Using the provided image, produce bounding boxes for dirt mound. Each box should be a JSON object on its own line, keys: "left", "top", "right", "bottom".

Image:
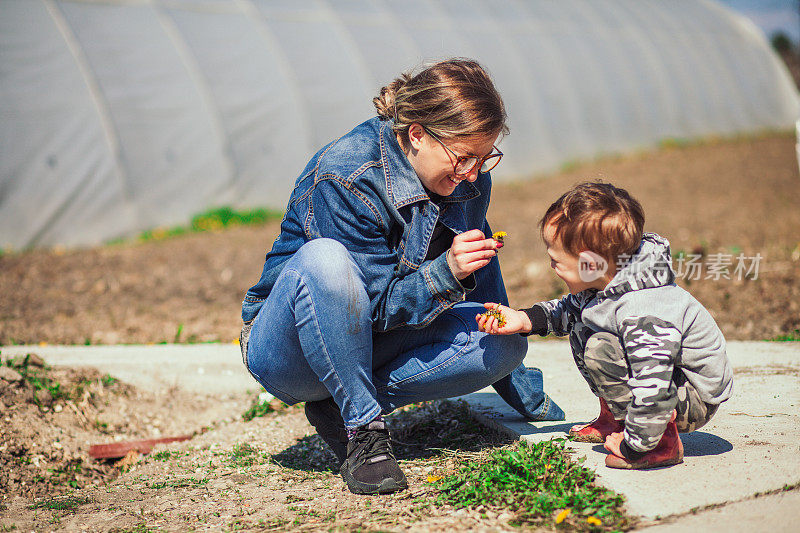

{"left": 0, "top": 352, "right": 250, "bottom": 502}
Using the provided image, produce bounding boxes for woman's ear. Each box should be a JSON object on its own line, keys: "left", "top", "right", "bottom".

{"left": 407, "top": 123, "right": 426, "bottom": 150}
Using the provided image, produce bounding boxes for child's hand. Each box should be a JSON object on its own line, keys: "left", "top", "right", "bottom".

{"left": 476, "top": 303, "right": 532, "bottom": 335}
{"left": 604, "top": 431, "right": 625, "bottom": 457}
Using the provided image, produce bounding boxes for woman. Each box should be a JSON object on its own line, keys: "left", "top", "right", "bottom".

{"left": 240, "top": 58, "right": 563, "bottom": 495}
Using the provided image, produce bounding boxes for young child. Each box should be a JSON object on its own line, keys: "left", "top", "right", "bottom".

{"left": 477, "top": 181, "right": 733, "bottom": 469}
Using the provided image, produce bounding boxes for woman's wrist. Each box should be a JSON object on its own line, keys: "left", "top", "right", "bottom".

{"left": 446, "top": 249, "right": 467, "bottom": 280}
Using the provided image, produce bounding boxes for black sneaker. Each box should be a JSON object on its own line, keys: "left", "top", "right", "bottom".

{"left": 304, "top": 397, "right": 348, "bottom": 465}
{"left": 340, "top": 420, "right": 408, "bottom": 495}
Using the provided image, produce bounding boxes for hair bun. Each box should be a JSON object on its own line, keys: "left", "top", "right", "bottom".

{"left": 373, "top": 74, "right": 411, "bottom": 119}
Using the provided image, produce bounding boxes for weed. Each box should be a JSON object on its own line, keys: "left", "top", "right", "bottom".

{"left": 101, "top": 374, "right": 118, "bottom": 387}
{"left": 242, "top": 394, "right": 293, "bottom": 421}
{"left": 29, "top": 495, "right": 91, "bottom": 512}
{"left": 770, "top": 329, "right": 800, "bottom": 341}
{"left": 174, "top": 323, "right": 183, "bottom": 344}
{"left": 257, "top": 517, "right": 290, "bottom": 529}
{"left": 151, "top": 450, "right": 170, "bottom": 461}
{"left": 2, "top": 356, "right": 66, "bottom": 404}
{"left": 45, "top": 459, "right": 86, "bottom": 488}
{"left": 226, "top": 443, "right": 259, "bottom": 468}
{"left": 435, "top": 439, "right": 631, "bottom": 530}
{"left": 146, "top": 477, "right": 209, "bottom": 489}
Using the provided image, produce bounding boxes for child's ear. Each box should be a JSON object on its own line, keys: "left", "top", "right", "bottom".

{"left": 577, "top": 250, "right": 609, "bottom": 283}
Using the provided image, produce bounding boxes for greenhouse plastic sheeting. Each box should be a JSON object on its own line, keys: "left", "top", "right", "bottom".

{"left": 1, "top": 0, "right": 798, "bottom": 248}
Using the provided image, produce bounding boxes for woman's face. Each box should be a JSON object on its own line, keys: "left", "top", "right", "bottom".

{"left": 402, "top": 124, "right": 498, "bottom": 197}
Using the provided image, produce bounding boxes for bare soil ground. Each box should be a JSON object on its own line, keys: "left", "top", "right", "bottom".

{"left": 1, "top": 133, "right": 798, "bottom": 345}
{"left": 2, "top": 354, "right": 549, "bottom": 532}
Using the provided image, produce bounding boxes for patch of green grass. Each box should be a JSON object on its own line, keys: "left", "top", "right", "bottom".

{"left": 434, "top": 439, "right": 631, "bottom": 530}
{"left": 29, "top": 495, "right": 91, "bottom": 512}
{"left": 242, "top": 392, "right": 295, "bottom": 421}
{"left": 226, "top": 443, "right": 260, "bottom": 468}
{"left": 47, "top": 460, "right": 86, "bottom": 488}
{"left": 769, "top": 329, "right": 800, "bottom": 342}
{"left": 122, "top": 206, "right": 284, "bottom": 245}
{"left": 2, "top": 355, "right": 67, "bottom": 404}
{"left": 150, "top": 450, "right": 170, "bottom": 461}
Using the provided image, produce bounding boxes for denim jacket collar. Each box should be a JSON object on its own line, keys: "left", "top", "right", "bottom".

{"left": 379, "top": 119, "right": 480, "bottom": 209}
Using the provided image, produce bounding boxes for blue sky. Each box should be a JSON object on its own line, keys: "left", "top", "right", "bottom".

{"left": 717, "top": 0, "right": 800, "bottom": 43}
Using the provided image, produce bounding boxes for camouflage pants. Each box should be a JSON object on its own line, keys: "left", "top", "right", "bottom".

{"left": 578, "top": 331, "right": 718, "bottom": 434}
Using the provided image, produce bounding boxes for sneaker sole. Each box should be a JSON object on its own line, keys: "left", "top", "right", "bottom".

{"left": 341, "top": 467, "right": 408, "bottom": 495}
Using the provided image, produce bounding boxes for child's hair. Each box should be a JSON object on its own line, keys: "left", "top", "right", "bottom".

{"left": 539, "top": 181, "right": 645, "bottom": 264}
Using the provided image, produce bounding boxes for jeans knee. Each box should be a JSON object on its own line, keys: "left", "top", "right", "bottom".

{"left": 483, "top": 332, "right": 527, "bottom": 378}
{"left": 292, "top": 238, "right": 365, "bottom": 295}
{"left": 294, "top": 238, "right": 349, "bottom": 269}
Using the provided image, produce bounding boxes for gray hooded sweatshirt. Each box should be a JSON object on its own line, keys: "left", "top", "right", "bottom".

{"left": 525, "top": 233, "right": 733, "bottom": 452}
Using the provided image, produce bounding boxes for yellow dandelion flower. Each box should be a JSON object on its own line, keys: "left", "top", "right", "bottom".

{"left": 555, "top": 509, "right": 570, "bottom": 524}
{"left": 587, "top": 516, "right": 602, "bottom": 526}
{"left": 233, "top": 338, "right": 240, "bottom": 345}
{"left": 480, "top": 308, "right": 506, "bottom": 327}
{"left": 492, "top": 231, "right": 507, "bottom": 243}
{"left": 426, "top": 475, "right": 442, "bottom": 483}
{"left": 38, "top": 341, "right": 48, "bottom": 347}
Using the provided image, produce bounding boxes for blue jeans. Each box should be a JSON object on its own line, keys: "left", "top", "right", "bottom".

{"left": 245, "top": 239, "right": 563, "bottom": 429}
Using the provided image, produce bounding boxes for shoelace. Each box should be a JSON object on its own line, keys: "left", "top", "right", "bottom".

{"left": 352, "top": 428, "right": 393, "bottom": 462}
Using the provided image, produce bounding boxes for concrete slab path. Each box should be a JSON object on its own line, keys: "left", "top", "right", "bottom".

{"left": 460, "top": 340, "right": 800, "bottom": 529}
{"left": 2, "top": 340, "right": 798, "bottom": 530}
{"left": 0, "top": 343, "right": 255, "bottom": 396}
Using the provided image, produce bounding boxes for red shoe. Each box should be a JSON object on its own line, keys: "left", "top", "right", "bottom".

{"left": 605, "top": 416, "right": 684, "bottom": 470}
{"left": 569, "top": 398, "right": 624, "bottom": 443}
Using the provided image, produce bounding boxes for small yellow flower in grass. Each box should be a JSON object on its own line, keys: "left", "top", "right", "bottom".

{"left": 587, "top": 516, "right": 602, "bottom": 526}
{"left": 426, "top": 475, "right": 442, "bottom": 483}
{"left": 545, "top": 463, "right": 552, "bottom": 469}
{"left": 555, "top": 508, "right": 570, "bottom": 524}
{"left": 38, "top": 341, "right": 48, "bottom": 347}
{"left": 233, "top": 338, "right": 240, "bottom": 345}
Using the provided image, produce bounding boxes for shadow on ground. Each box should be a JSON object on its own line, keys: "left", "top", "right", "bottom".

{"left": 681, "top": 431, "right": 733, "bottom": 457}
{"left": 270, "top": 400, "right": 515, "bottom": 473}
{"left": 587, "top": 432, "right": 733, "bottom": 460}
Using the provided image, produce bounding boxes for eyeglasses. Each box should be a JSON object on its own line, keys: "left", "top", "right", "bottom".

{"left": 423, "top": 126, "right": 503, "bottom": 176}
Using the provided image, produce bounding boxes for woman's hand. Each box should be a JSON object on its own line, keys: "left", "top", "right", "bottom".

{"left": 476, "top": 303, "right": 532, "bottom": 335}
{"left": 447, "top": 229, "right": 501, "bottom": 280}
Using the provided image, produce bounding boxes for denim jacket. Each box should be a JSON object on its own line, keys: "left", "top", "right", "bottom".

{"left": 242, "top": 116, "right": 509, "bottom": 331}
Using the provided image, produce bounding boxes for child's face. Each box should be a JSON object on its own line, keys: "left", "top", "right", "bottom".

{"left": 542, "top": 224, "right": 611, "bottom": 294}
